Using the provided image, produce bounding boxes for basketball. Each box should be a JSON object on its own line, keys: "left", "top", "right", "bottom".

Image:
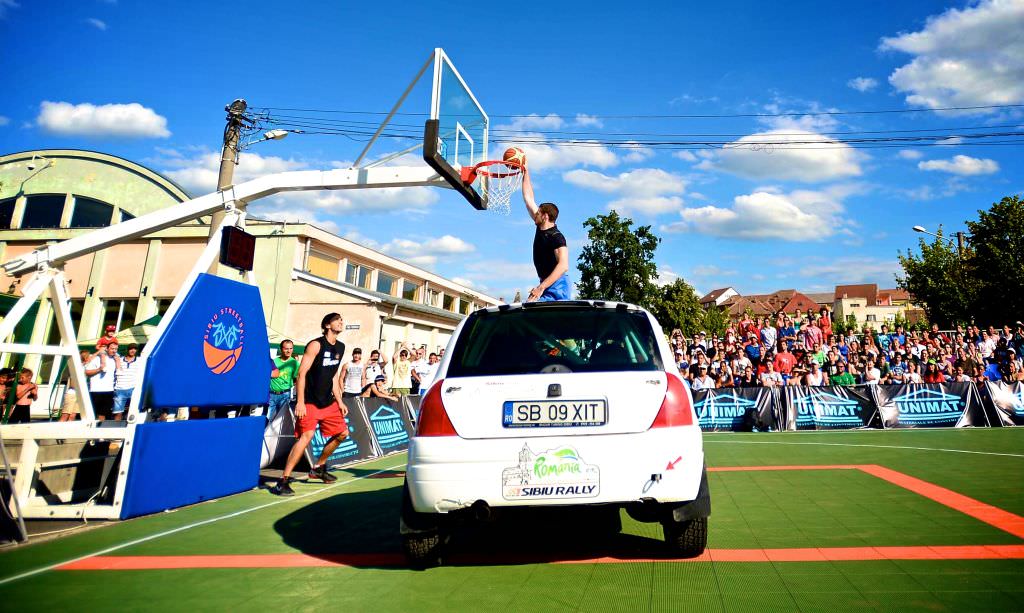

{"left": 503, "top": 146, "right": 527, "bottom": 167}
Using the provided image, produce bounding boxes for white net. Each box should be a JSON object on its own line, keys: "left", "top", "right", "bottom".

{"left": 475, "top": 161, "right": 523, "bottom": 216}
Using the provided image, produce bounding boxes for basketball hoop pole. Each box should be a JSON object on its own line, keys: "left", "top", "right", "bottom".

{"left": 0, "top": 165, "right": 445, "bottom": 278}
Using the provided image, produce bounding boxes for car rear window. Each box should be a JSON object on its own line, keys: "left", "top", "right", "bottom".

{"left": 446, "top": 306, "right": 665, "bottom": 377}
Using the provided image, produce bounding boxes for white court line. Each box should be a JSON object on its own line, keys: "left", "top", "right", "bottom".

{"left": 704, "top": 439, "right": 1024, "bottom": 458}
{"left": 0, "top": 461, "right": 407, "bottom": 587}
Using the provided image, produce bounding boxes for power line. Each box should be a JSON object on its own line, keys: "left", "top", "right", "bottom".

{"left": 251, "top": 102, "right": 1024, "bottom": 120}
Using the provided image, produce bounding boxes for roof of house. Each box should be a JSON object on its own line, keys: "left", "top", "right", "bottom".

{"left": 806, "top": 292, "right": 834, "bottom": 305}
{"left": 780, "top": 292, "right": 820, "bottom": 314}
{"left": 699, "top": 287, "right": 734, "bottom": 304}
{"left": 879, "top": 288, "right": 912, "bottom": 302}
{"left": 834, "top": 284, "right": 878, "bottom": 303}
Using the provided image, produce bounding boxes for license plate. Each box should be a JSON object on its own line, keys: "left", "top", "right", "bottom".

{"left": 502, "top": 399, "right": 607, "bottom": 428}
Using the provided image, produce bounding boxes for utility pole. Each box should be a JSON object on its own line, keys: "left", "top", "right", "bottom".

{"left": 208, "top": 99, "right": 248, "bottom": 273}
{"left": 956, "top": 231, "right": 965, "bottom": 258}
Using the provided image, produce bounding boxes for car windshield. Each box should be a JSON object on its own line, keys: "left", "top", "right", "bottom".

{"left": 446, "top": 306, "right": 664, "bottom": 377}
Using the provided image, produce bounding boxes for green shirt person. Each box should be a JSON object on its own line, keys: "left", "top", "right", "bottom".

{"left": 268, "top": 340, "right": 300, "bottom": 420}
{"left": 830, "top": 363, "right": 856, "bottom": 386}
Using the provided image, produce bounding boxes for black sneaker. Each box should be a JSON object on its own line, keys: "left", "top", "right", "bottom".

{"left": 271, "top": 478, "right": 295, "bottom": 496}
{"left": 308, "top": 464, "right": 338, "bottom": 483}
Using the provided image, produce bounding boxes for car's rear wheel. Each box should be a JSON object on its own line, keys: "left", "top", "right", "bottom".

{"left": 400, "top": 480, "right": 445, "bottom": 567}
{"left": 662, "top": 516, "right": 707, "bottom": 558}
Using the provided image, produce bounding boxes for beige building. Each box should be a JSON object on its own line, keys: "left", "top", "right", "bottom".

{"left": 0, "top": 149, "right": 499, "bottom": 410}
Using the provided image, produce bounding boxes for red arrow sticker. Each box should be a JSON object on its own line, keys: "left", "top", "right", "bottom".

{"left": 666, "top": 456, "right": 682, "bottom": 470}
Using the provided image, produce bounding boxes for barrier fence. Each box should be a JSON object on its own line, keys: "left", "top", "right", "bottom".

{"left": 260, "top": 382, "right": 1024, "bottom": 470}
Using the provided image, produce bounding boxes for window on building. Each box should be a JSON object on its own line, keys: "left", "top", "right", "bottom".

{"left": 866, "top": 314, "right": 877, "bottom": 322}
{"left": 443, "top": 294, "right": 455, "bottom": 312}
{"left": 120, "top": 210, "right": 135, "bottom": 222}
{"left": 346, "top": 263, "right": 371, "bottom": 288}
{"left": 69, "top": 196, "right": 115, "bottom": 228}
{"left": 402, "top": 280, "right": 420, "bottom": 302}
{"left": 101, "top": 299, "right": 139, "bottom": 334}
{"left": 307, "top": 250, "right": 340, "bottom": 280}
{"left": 21, "top": 194, "right": 66, "bottom": 229}
{"left": 459, "top": 298, "right": 472, "bottom": 315}
{"left": 0, "top": 197, "right": 15, "bottom": 229}
{"left": 426, "top": 288, "right": 440, "bottom": 307}
{"left": 377, "top": 272, "right": 396, "bottom": 295}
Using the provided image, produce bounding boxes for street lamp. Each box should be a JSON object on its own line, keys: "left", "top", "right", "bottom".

{"left": 241, "top": 129, "right": 295, "bottom": 149}
{"left": 912, "top": 225, "right": 965, "bottom": 257}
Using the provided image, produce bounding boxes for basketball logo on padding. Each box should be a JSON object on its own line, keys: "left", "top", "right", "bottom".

{"left": 203, "top": 307, "right": 245, "bottom": 375}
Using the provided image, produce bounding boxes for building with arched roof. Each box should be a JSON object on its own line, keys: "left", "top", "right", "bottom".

{"left": 0, "top": 150, "right": 498, "bottom": 415}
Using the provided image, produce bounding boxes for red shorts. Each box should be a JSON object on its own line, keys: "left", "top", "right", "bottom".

{"left": 296, "top": 401, "right": 349, "bottom": 438}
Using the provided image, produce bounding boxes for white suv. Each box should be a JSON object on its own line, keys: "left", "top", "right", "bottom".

{"left": 401, "top": 301, "right": 709, "bottom": 565}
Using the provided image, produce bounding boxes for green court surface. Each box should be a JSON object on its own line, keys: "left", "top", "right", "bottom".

{"left": 1, "top": 428, "right": 1023, "bottom": 612}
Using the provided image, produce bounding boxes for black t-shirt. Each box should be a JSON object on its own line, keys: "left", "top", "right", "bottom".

{"left": 304, "top": 335, "right": 345, "bottom": 408}
{"left": 533, "top": 225, "right": 567, "bottom": 280}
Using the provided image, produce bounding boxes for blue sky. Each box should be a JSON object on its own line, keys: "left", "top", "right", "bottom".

{"left": 2, "top": 0, "right": 1022, "bottom": 301}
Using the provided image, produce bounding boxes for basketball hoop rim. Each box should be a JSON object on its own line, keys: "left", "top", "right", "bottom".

{"left": 460, "top": 159, "right": 523, "bottom": 184}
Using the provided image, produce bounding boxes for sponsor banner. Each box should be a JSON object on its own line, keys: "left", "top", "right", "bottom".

{"left": 984, "top": 381, "right": 1024, "bottom": 426}
{"left": 400, "top": 395, "right": 422, "bottom": 426}
{"left": 304, "top": 399, "right": 378, "bottom": 469}
{"left": 783, "top": 385, "right": 877, "bottom": 431}
{"left": 692, "top": 387, "right": 778, "bottom": 432}
{"left": 870, "top": 383, "right": 988, "bottom": 428}
{"left": 363, "top": 397, "right": 415, "bottom": 454}
{"left": 502, "top": 444, "right": 600, "bottom": 500}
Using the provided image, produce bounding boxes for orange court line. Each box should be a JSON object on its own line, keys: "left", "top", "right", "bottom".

{"left": 57, "top": 464, "right": 1024, "bottom": 572}
{"left": 58, "top": 545, "right": 1024, "bottom": 570}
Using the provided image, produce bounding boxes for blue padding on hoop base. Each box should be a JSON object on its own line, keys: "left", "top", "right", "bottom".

{"left": 120, "top": 417, "right": 264, "bottom": 519}
{"left": 144, "top": 273, "right": 270, "bottom": 408}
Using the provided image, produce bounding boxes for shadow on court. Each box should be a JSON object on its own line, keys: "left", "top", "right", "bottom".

{"left": 273, "top": 483, "right": 672, "bottom": 568}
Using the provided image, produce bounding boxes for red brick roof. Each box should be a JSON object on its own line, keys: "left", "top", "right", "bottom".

{"left": 834, "top": 284, "right": 877, "bottom": 303}
{"left": 699, "top": 287, "right": 734, "bottom": 304}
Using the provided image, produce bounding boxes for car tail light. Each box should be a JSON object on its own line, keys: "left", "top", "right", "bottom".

{"left": 650, "top": 373, "right": 694, "bottom": 428}
{"left": 415, "top": 379, "right": 458, "bottom": 437}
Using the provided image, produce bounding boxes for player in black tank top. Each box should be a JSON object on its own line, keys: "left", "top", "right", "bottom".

{"left": 305, "top": 334, "right": 345, "bottom": 408}
{"left": 272, "top": 313, "right": 350, "bottom": 496}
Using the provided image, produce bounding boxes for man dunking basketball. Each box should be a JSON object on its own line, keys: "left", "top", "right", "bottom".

{"left": 271, "top": 312, "right": 349, "bottom": 496}
{"left": 521, "top": 161, "right": 569, "bottom": 302}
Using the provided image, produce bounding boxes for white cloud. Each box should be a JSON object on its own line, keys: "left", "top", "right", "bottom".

{"left": 450, "top": 276, "right": 475, "bottom": 288}
{"left": 37, "top": 101, "right": 169, "bottom": 138}
{"left": 673, "top": 151, "right": 698, "bottom": 162}
{"left": 0, "top": 0, "right": 18, "bottom": 18}
{"left": 574, "top": 114, "right": 603, "bottom": 128}
{"left": 847, "top": 77, "right": 879, "bottom": 92}
{"left": 502, "top": 113, "right": 564, "bottom": 131}
{"left": 376, "top": 234, "right": 476, "bottom": 268}
{"left": 898, "top": 149, "right": 924, "bottom": 160}
{"left": 661, "top": 185, "right": 857, "bottom": 241}
{"left": 0, "top": 115, "right": 9, "bottom": 127}
{"left": 918, "top": 154, "right": 999, "bottom": 175}
{"left": 86, "top": 17, "right": 107, "bottom": 30}
{"left": 563, "top": 168, "right": 687, "bottom": 216}
{"left": 655, "top": 264, "right": 680, "bottom": 287}
{"left": 160, "top": 148, "right": 439, "bottom": 215}
{"left": 691, "top": 264, "right": 738, "bottom": 277}
{"left": 799, "top": 257, "right": 900, "bottom": 285}
{"left": 697, "top": 129, "right": 862, "bottom": 182}
{"left": 880, "top": 0, "right": 1024, "bottom": 111}
{"left": 621, "top": 141, "right": 655, "bottom": 163}
{"left": 513, "top": 134, "right": 618, "bottom": 170}
{"left": 758, "top": 100, "right": 842, "bottom": 133}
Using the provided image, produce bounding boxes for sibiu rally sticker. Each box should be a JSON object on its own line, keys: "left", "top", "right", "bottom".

{"left": 501, "top": 444, "right": 600, "bottom": 500}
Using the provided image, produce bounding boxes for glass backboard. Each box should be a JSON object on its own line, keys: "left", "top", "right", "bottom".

{"left": 423, "top": 49, "right": 489, "bottom": 210}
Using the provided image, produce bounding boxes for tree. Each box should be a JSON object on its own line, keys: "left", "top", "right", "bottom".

{"left": 701, "top": 303, "right": 730, "bottom": 338}
{"left": 897, "top": 227, "right": 975, "bottom": 327}
{"left": 651, "top": 278, "right": 703, "bottom": 335}
{"left": 577, "top": 210, "right": 661, "bottom": 308}
{"left": 966, "top": 195, "right": 1024, "bottom": 324}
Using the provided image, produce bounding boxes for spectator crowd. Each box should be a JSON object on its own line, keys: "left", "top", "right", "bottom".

{"left": 671, "top": 309, "right": 1024, "bottom": 391}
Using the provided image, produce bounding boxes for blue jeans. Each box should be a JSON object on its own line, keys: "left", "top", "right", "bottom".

{"left": 112, "top": 389, "right": 133, "bottom": 415}
{"left": 538, "top": 275, "right": 570, "bottom": 302}
{"left": 267, "top": 391, "right": 292, "bottom": 422}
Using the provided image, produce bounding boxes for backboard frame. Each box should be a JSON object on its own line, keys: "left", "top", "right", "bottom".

{"left": 422, "top": 48, "right": 489, "bottom": 211}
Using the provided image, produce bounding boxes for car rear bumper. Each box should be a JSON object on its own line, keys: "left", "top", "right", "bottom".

{"left": 406, "top": 425, "right": 704, "bottom": 514}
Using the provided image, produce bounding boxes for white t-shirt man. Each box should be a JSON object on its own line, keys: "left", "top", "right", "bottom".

{"left": 86, "top": 353, "right": 116, "bottom": 392}
{"left": 691, "top": 375, "right": 716, "bottom": 391}
{"left": 416, "top": 360, "right": 439, "bottom": 392}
